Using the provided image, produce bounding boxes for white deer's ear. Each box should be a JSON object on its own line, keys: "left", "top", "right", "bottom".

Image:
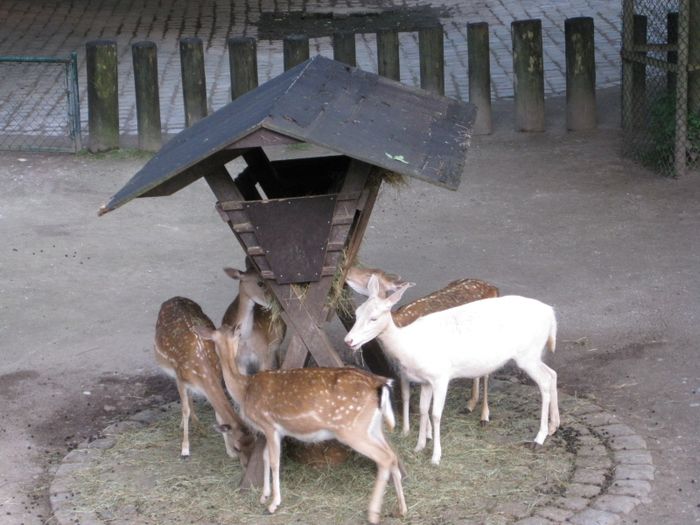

{"left": 386, "top": 282, "right": 411, "bottom": 306}
{"left": 367, "top": 273, "right": 381, "bottom": 297}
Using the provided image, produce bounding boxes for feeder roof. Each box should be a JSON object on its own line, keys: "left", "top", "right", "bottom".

{"left": 99, "top": 55, "right": 475, "bottom": 215}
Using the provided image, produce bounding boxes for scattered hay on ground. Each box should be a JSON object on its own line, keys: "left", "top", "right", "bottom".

{"left": 67, "top": 380, "right": 574, "bottom": 524}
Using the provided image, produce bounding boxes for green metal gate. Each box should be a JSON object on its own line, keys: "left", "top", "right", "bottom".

{"left": 0, "top": 52, "right": 81, "bottom": 153}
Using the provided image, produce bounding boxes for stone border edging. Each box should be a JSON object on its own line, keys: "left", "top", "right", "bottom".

{"left": 49, "top": 386, "right": 654, "bottom": 525}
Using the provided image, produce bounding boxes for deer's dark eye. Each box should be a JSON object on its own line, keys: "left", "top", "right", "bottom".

{"left": 257, "top": 281, "right": 264, "bottom": 287}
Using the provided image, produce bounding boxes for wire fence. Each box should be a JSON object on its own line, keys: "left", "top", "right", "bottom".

{"left": 621, "top": 0, "right": 700, "bottom": 176}
{"left": 0, "top": 54, "right": 81, "bottom": 153}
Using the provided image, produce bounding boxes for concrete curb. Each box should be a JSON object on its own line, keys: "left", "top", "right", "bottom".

{"left": 49, "top": 383, "right": 653, "bottom": 525}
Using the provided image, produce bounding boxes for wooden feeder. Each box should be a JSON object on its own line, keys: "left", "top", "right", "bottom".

{"left": 99, "top": 55, "right": 475, "bottom": 486}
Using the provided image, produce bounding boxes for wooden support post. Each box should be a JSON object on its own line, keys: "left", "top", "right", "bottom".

{"left": 179, "top": 37, "right": 207, "bottom": 127}
{"left": 419, "top": 25, "right": 445, "bottom": 95}
{"left": 132, "top": 41, "right": 162, "bottom": 151}
{"left": 377, "top": 29, "right": 400, "bottom": 81}
{"left": 333, "top": 31, "right": 357, "bottom": 67}
{"left": 283, "top": 34, "right": 309, "bottom": 70}
{"left": 228, "top": 36, "right": 258, "bottom": 100}
{"left": 511, "top": 19, "right": 545, "bottom": 131}
{"left": 689, "top": 0, "right": 700, "bottom": 115}
{"left": 632, "top": 15, "right": 647, "bottom": 118}
{"left": 667, "top": 12, "right": 678, "bottom": 92}
{"left": 86, "top": 40, "right": 119, "bottom": 152}
{"left": 565, "top": 17, "right": 596, "bottom": 131}
{"left": 467, "top": 22, "right": 492, "bottom": 135}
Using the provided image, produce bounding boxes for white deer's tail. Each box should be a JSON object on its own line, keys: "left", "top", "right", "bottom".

{"left": 547, "top": 310, "right": 558, "bottom": 353}
{"left": 380, "top": 381, "right": 396, "bottom": 431}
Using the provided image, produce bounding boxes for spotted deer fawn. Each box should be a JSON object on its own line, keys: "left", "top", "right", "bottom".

{"left": 345, "top": 275, "right": 560, "bottom": 465}
{"left": 154, "top": 297, "right": 252, "bottom": 464}
{"left": 221, "top": 267, "right": 286, "bottom": 374}
{"left": 345, "top": 266, "right": 498, "bottom": 434}
{"left": 195, "top": 323, "right": 407, "bottom": 524}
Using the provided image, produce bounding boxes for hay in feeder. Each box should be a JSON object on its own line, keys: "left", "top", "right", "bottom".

{"left": 66, "top": 380, "right": 575, "bottom": 524}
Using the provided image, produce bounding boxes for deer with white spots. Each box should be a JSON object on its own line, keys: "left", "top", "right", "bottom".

{"left": 221, "top": 267, "right": 286, "bottom": 374}
{"left": 345, "top": 275, "right": 560, "bottom": 465}
{"left": 345, "top": 266, "right": 498, "bottom": 434}
{"left": 195, "top": 323, "right": 407, "bottom": 524}
{"left": 154, "top": 296, "right": 252, "bottom": 464}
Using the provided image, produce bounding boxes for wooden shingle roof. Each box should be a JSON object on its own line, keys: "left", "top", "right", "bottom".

{"left": 100, "top": 55, "right": 475, "bottom": 215}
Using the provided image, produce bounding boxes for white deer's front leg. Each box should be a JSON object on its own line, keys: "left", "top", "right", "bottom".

{"left": 429, "top": 381, "right": 448, "bottom": 465}
{"left": 415, "top": 383, "right": 432, "bottom": 452}
{"left": 400, "top": 372, "right": 410, "bottom": 436}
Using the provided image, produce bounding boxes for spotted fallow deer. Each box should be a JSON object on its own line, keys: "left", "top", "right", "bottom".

{"left": 154, "top": 297, "right": 252, "bottom": 464}
{"left": 221, "top": 267, "right": 286, "bottom": 374}
{"left": 345, "top": 275, "right": 560, "bottom": 465}
{"left": 345, "top": 266, "right": 498, "bottom": 434}
{"left": 195, "top": 323, "right": 407, "bottom": 524}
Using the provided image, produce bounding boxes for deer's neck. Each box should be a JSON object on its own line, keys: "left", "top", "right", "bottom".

{"left": 219, "top": 350, "right": 250, "bottom": 405}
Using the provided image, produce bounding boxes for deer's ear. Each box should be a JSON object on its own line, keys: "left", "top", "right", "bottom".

{"left": 386, "top": 282, "right": 411, "bottom": 307}
{"left": 194, "top": 325, "right": 214, "bottom": 340}
{"left": 224, "top": 267, "right": 243, "bottom": 280}
{"left": 367, "top": 273, "right": 381, "bottom": 297}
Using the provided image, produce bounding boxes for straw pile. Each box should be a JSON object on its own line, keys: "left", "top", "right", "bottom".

{"left": 68, "top": 379, "right": 575, "bottom": 524}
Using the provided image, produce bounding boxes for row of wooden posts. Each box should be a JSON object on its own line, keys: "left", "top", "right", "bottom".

{"left": 86, "top": 17, "right": 598, "bottom": 153}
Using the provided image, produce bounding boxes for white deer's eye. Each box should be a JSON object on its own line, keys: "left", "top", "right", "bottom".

{"left": 369, "top": 317, "right": 378, "bottom": 323}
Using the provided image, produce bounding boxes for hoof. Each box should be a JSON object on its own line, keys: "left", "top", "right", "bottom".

{"left": 266, "top": 503, "right": 278, "bottom": 515}
{"left": 479, "top": 419, "right": 489, "bottom": 428}
{"left": 367, "top": 511, "right": 380, "bottom": 524}
{"left": 524, "top": 441, "right": 543, "bottom": 450}
{"left": 180, "top": 454, "right": 191, "bottom": 461}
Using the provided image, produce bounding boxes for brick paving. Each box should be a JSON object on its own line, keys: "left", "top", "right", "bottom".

{"left": 0, "top": 0, "right": 621, "bottom": 138}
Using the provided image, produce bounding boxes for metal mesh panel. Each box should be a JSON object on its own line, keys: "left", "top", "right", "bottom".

{"left": 0, "top": 55, "right": 81, "bottom": 153}
{"left": 621, "top": 0, "right": 699, "bottom": 176}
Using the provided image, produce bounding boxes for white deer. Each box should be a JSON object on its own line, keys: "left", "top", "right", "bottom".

{"left": 154, "top": 296, "right": 253, "bottom": 464}
{"left": 345, "top": 266, "right": 497, "bottom": 434}
{"left": 221, "top": 267, "right": 286, "bottom": 374}
{"left": 195, "top": 323, "right": 408, "bottom": 524}
{"left": 344, "top": 275, "right": 560, "bottom": 465}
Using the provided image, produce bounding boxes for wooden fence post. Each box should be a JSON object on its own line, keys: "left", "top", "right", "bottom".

{"left": 86, "top": 40, "right": 119, "bottom": 152}
{"left": 467, "top": 22, "right": 492, "bottom": 134}
{"left": 565, "top": 17, "right": 596, "bottom": 130}
{"left": 377, "top": 29, "right": 400, "bottom": 81}
{"left": 132, "top": 41, "right": 162, "bottom": 151}
{"left": 688, "top": 0, "right": 700, "bottom": 115}
{"left": 179, "top": 37, "right": 207, "bottom": 127}
{"left": 228, "top": 36, "right": 258, "bottom": 100}
{"left": 632, "top": 15, "right": 647, "bottom": 117}
{"left": 511, "top": 19, "right": 545, "bottom": 131}
{"left": 667, "top": 12, "right": 678, "bottom": 92}
{"left": 284, "top": 34, "right": 309, "bottom": 70}
{"left": 419, "top": 25, "right": 445, "bottom": 95}
{"left": 333, "top": 31, "right": 356, "bottom": 67}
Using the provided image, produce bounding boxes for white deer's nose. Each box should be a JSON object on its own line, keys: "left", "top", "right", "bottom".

{"left": 344, "top": 335, "right": 356, "bottom": 349}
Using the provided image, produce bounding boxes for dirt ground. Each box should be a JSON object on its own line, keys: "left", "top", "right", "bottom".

{"left": 1, "top": 89, "right": 699, "bottom": 525}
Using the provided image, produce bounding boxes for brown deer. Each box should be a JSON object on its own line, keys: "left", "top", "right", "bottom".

{"left": 154, "top": 296, "right": 252, "bottom": 464}
{"left": 195, "top": 323, "right": 407, "bottom": 524}
{"left": 221, "top": 267, "right": 286, "bottom": 374}
{"left": 345, "top": 266, "right": 499, "bottom": 434}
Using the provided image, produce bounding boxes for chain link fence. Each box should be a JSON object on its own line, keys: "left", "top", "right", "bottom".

{"left": 0, "top": 54, "right": 81, "bottom": 153}
{"left": 621, "top": 0, "right": 700, "bottom": 176}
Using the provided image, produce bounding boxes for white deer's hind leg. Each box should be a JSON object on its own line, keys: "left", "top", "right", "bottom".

{"left": 429, "top": 381, "right": 448, "bottom": 465}
{"left": 545, "top": 365, "right": 560, "bottom": 434}
{"left": 517, "top": 360, "right": 553, "bottom": 445}
{"left": 415, "top": 383, "right": 432, "bottom": 452}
